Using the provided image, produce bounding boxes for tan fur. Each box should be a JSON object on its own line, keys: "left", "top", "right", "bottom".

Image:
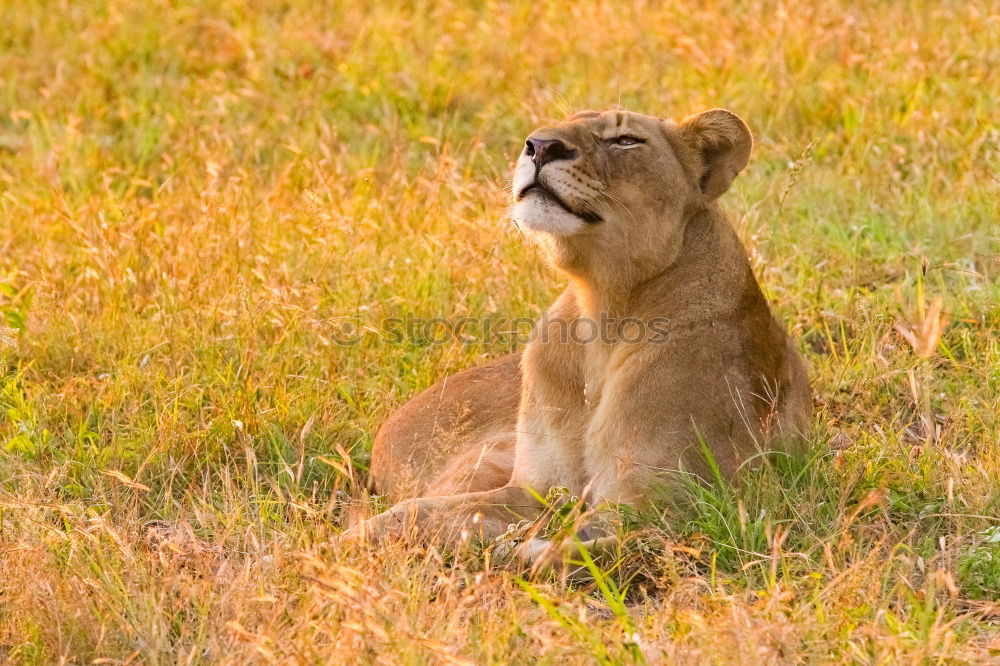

{"left": 359, "top": 108, "right": 811, "bottom": 548}
{"left": 369, "top": 353, "right": 520, "bottom": 504}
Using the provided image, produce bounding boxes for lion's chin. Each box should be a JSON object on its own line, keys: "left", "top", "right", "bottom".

{"left": 512, "top": 195, "right": 587, "bottom": 237}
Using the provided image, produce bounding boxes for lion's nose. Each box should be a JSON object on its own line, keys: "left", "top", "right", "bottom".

{"left": 525, "top": 137, "right": 576, "bottom": 168}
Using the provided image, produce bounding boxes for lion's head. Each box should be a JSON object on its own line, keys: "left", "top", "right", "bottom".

{"left": 511, "top": 108, "right": 752, "bottom": 285}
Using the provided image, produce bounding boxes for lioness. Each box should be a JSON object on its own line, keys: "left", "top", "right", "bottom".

{"left": 361, "top": 108, "right": 811, "bottom": 549}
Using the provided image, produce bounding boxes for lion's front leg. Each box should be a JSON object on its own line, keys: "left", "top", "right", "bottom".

{"left": 356, "top": 485, "right": 543, "bottom": 546}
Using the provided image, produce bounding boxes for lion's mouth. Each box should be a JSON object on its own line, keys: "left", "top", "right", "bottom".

{"left": 517, "top": 182, "right": 602, "bottom": 224}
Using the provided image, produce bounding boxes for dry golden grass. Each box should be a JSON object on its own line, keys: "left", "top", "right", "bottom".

{"left": 1, "top": 0, "right": 999, "bottom": 662}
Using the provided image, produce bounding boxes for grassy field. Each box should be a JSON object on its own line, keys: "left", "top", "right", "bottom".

{"left": 1, "top": 0, "right": 999, "bottom": 662}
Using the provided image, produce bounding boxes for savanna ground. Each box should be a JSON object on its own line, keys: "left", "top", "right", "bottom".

{"left": 1, "top": 0, "right": 999, "bottom": 663}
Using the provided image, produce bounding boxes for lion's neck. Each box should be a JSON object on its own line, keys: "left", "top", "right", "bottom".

{"left": 567, "top": 205, "right": 745, "bottom": 322}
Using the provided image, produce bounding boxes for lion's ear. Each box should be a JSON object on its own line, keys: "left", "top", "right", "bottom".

{"left": 679, "top": 109, "right": 752, "bottom": 199}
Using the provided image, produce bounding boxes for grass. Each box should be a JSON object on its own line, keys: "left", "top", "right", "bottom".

{"left": 1, "top": 0, "right": 999, "bottom": 662}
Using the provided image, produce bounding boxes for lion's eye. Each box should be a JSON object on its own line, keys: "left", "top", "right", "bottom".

{"left": 609, "top": 135, "right": 643, "bottom": 146}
